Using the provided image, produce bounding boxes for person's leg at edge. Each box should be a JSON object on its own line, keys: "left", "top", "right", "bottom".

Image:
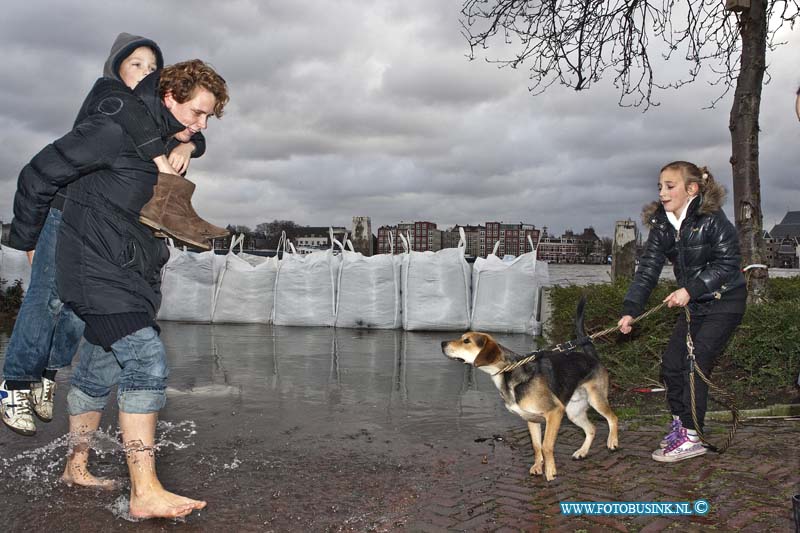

{"left": 3, "top": 209, "right": 64, "bottom": 385}
{"left": 112, "top": 328, "right": 205, "bottom": 519}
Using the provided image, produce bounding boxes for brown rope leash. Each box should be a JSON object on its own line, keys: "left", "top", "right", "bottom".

{"left": 495, "top": 301, "right": 668, "bottom": 375}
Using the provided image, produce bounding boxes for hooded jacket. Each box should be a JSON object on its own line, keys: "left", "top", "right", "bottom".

{"left": 622, "top": 188, "right": 746, "bottom": 318}
{"left": 9, "top": 71, "right": 186, "bottom": 348}
{"left": 73, "top": 33, "right": 206, "bottom": 162}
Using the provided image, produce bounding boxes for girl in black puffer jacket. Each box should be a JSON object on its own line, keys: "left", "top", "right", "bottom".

{"left": 618, "top": 161, "right": 746, "bottom": 464}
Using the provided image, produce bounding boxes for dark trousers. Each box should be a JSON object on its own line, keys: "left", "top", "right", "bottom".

{"left": 662, "top": 312, "right": 743, "bottom": 431}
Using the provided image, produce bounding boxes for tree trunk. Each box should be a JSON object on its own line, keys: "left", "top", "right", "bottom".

{"left": 729, "top": 0, "right": 768, "bottom": 303}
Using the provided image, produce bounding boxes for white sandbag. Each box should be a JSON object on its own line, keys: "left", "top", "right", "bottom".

{"left": 158, "top": 243, "right": 218, "bottom": 322}
{"left": 401, "top": 228, "right": 471, "bottom": 331}
{"left": 470, "top": 236, "right": 549, "bottom": 335}
{"left": 273, "top": 229, "right": 343, "bottom": 327}
{"left": 0, "top": 245, "right": 32, "bottom": 292}
{"left": 335, "top": 237, "right": 401, "bottom": 329}
{"left": 212, "top": 234, "right": 280, "bottom": 324}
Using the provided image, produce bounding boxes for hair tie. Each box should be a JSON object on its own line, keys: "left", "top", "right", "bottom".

{"left": 701, "top": 172, "right": 709, "bottom": 182}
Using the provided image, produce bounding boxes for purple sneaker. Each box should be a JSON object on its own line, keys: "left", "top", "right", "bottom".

{"left": 659, "top": 418, "right": 683, "bottom": 449}
{"left": 652, "top": 428, "right": 706, "bottom": 462}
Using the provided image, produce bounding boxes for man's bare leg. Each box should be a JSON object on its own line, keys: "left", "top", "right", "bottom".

{"left": 61, "top": 410, "right": 117, "bottom": 489}
{"left": 120, "top": 411, "right": 206, "bottom": 519}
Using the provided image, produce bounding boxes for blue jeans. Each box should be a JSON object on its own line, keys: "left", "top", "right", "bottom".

{"left": 3, "top": 208, "right": 85, "bottom": 382}
{"left": 67, "top": 327, "right": 169, "bottom": 415}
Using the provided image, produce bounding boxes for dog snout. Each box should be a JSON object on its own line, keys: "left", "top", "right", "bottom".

{"left": 441, "top": 341, "right": 448, "bottom": 349}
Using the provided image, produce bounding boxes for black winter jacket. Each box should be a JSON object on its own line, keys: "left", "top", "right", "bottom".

{"left": 9, "top": 72, "right": 185, "bottom": 340}
{"left": 622, "top": 193, "right": 746, "bottom": 318}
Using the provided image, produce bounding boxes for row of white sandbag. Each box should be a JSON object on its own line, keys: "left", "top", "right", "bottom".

{"left": 158, "top": 229, "right": 548, "bottom": 334}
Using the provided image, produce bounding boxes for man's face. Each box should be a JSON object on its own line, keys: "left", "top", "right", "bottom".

{"left": 164, "top": 88, "right": 217, "bottom": 142}
{"left": 119, "top": 46, "right": 158, "bottom": 89}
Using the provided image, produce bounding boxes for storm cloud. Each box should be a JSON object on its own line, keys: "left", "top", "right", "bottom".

{"left": 0, "top": 0, "right": 797, "bottom": 239}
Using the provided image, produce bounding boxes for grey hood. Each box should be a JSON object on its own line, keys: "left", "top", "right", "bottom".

{"left": 102, "top": 32, "right": 164, "bottom": 81}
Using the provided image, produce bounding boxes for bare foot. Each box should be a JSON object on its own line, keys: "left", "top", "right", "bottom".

{"left": 61, "top": 462, "right": 117, "bottom": 490}
{"left": 130, "top": 487, "right": 207, "bottom": 519}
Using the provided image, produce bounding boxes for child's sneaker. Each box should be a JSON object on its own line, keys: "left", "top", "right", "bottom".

{"left": 30, "top": 377, "right": 56, "bottom": 422}
{"left": 652, "top": 428, "right": 706, "bottom": 462}
{"left": 659, "top": 418, "right": 683, "bottom": 449}
{"left": 0, "top": 381, "right": 36, "bottom": 436}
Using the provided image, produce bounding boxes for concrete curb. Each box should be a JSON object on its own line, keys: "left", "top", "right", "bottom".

{"left": 705, "top": 403, "right": 800, "bottom": 421}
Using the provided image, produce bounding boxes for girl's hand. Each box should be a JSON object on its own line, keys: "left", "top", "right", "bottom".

{"left": 168, "top": 142, "right": 195, "bottom": 174}
{"left": 618, "top": 315, "right": 634, "bottom": 334}
{"left": 664, "top": 288, "right": 691, "bottom": 308}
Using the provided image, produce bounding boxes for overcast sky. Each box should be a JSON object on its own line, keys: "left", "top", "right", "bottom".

{"left": 0, "top": 1, "right": 797, "bottom": 239}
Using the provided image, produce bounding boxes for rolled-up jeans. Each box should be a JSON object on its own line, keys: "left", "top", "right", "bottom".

{"left": 67, "top": 327, "right": 169, "bottom": 415}
{"left": 3, "top": 208, "right": 84, "bottom": 382}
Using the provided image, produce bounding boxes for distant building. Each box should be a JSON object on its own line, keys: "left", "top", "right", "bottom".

{"left": 290, "top": 226, "right": 348, "bottom": 253}
{"left": 351, "top": 216, "right": 373, "bottom": 256}
{"left": 767, "top": 211, "right": 800, "bottom": 268}
{"left": 1, "top": 222, "right": 10, "bottom": 245}
{"left": 483, "top": 222, "right": 540, "bottom": 258}
{"left": 442, "top": 225, "right": 484, "bottom": 257}
{"left": 377, "top": 221, "right": 440, "bottom": 253}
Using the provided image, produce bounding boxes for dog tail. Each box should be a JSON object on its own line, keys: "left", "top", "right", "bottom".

{"left": 574, "top": 295, "right": 598, "bottom": 358}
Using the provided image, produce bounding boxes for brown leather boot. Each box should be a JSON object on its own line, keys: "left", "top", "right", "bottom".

{"left": 139, "top": 172, "right": 229, "bottom": 250}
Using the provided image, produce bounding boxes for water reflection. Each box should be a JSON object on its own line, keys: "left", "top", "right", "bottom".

{"left": 153, "top": 323, "right": 543, "bottom": 439}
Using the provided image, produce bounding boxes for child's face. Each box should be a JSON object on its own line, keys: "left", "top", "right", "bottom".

{"left": 658, "top": 169, "right": 697, "bottom": 215}
{"left": 119, "top": 46, "right": 158, "bottom": 89}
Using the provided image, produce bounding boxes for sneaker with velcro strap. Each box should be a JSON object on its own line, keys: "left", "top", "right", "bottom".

{"left": 1, "top": 381, "right": 36, "bottom": 436}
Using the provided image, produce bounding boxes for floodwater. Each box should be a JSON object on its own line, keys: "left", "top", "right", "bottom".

{"left": 0, "top": 264, "right": 796, "bottom": 530}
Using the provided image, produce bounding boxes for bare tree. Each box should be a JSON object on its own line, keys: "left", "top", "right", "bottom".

{"left": 256, "top": 219, "right": 299, "bottom": 249}
{"left": 461, "top": 0, "right": 799, "bottom": 302}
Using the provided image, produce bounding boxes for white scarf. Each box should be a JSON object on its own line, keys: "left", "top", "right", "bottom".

{"left": 666, "top": 195, "right": 698, "bottom": 232}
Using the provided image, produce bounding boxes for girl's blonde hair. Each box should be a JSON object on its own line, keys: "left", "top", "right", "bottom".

{"left": 660, "top": 160, "right": 726, "bottom": 201}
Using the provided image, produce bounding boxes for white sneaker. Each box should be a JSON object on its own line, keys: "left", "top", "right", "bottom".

{"left": 652, "top": 428, "right": 706, "bottom": 463}
{"left": 0, "top": 381, "right": 36, "bottom": 436}
{"left": 30, "top": 377, "right": 56, "bottom": 422}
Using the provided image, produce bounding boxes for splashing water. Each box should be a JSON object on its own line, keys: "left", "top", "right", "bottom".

{"left": 0, "top": 420, "right": 199, "bottom": 501}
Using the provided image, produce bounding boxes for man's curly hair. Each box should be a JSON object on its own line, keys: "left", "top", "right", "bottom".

{"left": 160, "top": 59, "right": 229, "bottom": 118}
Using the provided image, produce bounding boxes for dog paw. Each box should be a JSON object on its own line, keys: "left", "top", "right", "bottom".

{"left": 545, "top": 467, "right": 557, "bottom": 482}
{"left": 529, "top": 463, "right": 543, "bottom": 476}
{"left": 572, "top": 449, "right": 588, "bottom": 460}
{"left": 607, "top": 437, "right": 619, "bottom": 450}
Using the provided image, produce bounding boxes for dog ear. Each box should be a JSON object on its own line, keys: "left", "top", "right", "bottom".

{"left": 474, "top": 336, "right": 501, "bottom": 367}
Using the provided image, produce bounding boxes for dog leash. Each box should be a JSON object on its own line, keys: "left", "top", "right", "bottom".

{"left": 495, "top": 301, "right": 669, "bottom": 375}
{"left": 684, "top": 307, "right": 740, "bottom": 453}
{"left": 494, "top": 302, "right": 740, "bottom": 453}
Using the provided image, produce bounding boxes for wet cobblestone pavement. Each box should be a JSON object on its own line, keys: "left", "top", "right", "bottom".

{"left": 1, "top": 323, "right": 798, "bottom": 531}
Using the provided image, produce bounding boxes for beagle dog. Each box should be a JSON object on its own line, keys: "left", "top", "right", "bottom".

{"left": 441, "top": 297, "right": 618, "bottom": 481}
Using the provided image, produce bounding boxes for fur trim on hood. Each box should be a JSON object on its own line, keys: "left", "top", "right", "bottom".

{"left": 641, "top": 184, "right": 726, "bottom": 228}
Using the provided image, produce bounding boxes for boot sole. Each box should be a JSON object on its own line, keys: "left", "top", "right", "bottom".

{"left": 139, "top": 216, "right": 212, "bottom": 251}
